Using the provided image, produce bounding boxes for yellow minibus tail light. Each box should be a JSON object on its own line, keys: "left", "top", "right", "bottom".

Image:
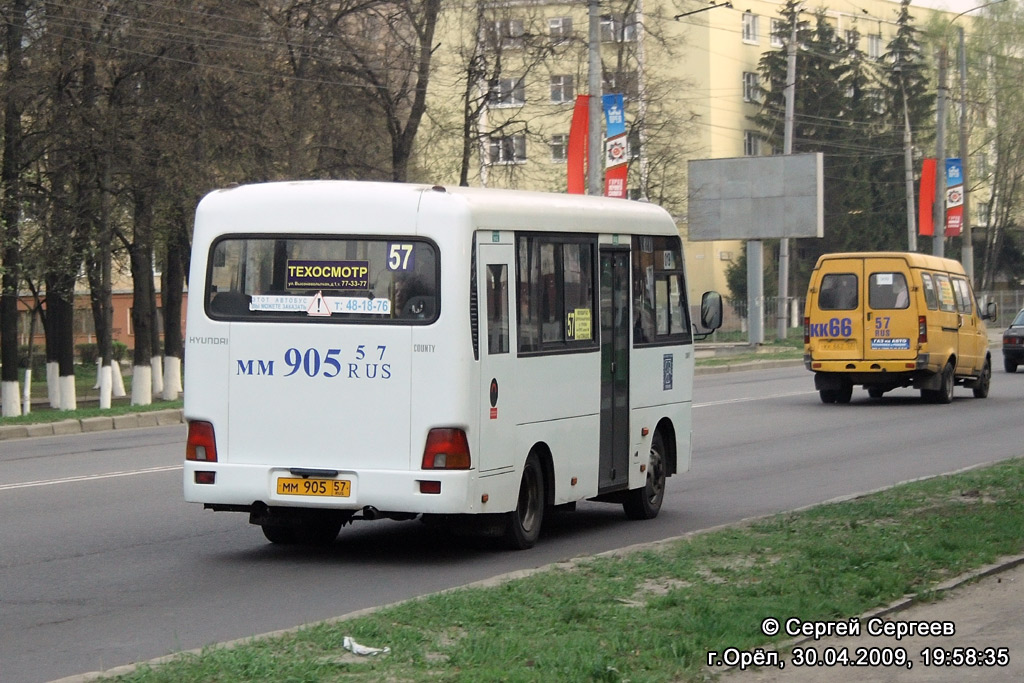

{"left": 421, "top": 428, "right": 471, "bottom": 470}
{"left": 186, "top": 421, "right": 218, "bottom": 462}
{"left": 803, "top": 316, "right": 810, "bottom": 345}
{"left": 918, "top": 316, "right": 928, "bottom": 344}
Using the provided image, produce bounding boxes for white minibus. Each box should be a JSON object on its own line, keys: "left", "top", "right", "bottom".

{"left": 184, "top": 181, "right": 721, "bottom": 549}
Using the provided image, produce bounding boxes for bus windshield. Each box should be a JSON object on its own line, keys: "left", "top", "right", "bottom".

{"left": 206, "top": 236, "right": 439, "bottom": 323}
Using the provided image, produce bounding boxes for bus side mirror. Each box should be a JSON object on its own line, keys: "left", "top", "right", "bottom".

{"left": 700, "top": 291, "right": 723, "bottom": 331}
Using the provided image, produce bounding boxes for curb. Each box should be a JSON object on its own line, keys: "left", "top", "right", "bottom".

{"left": 0, "top": 408, "right": 184, "bottom": 441}
{"left": 695, "top": 358, "right": 803, "bottom": 375}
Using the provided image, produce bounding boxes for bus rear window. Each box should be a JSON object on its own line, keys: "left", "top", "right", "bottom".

{"left": 206, "top": 236, "right": 439, "bottom": 323}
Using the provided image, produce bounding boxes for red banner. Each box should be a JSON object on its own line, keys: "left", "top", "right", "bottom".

{"left": 567, "top": 95, "right": 589, "bottom": 194}
{"left": 918, "top": 158, "right": 936, "bottom": 237}
{"left": 605, "top": 165, "right": 628, "bottom": 199}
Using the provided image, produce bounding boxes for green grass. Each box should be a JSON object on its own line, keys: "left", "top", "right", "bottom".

{"left": 0, "top": 362, "right": 182, "bottom": 426}
{"left": 99, "top": 458, "right": 1024, "bottom": 683}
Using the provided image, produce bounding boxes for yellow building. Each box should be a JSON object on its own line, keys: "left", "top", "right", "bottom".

{"left": 421, "top": 1, "right": 953, "bottom": 299}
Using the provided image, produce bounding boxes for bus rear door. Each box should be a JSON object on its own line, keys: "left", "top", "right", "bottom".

{"left": 477, "top": 238, "right": 516, "bottom": 472}
{"left": 599, "top": 248, "right": 630, "bottom": 492}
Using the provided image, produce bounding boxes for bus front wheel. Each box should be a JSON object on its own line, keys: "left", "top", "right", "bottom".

{"left": 623, "top": 432, "right": 667, "bottom": 520}
{"left": 503, "top": 453, "right": 545, "bottom": 550}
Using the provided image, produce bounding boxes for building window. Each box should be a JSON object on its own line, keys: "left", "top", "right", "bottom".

{"left": 868, "top": 89, "right": 885, "bottom": 114}
{"left": 549, "top": 16, "right": 572, "bottom": 42}
{"left": 742, "top": 71, "right": 760, "bottom": 103}
{"left": 770, "top": 19, "right": 784, "bottom": 48}
{"left": 600, "top": 13, "right": 637, "bottom": 42}
{"left": 742, "top": 11, "right": 759, "bottom": 44}
{"left": 488, "top": 134, "right": 527, "bottom": 164}
{"left": 549, "top": 134, "right": 568, "bottom": 162}
{"left": 603, "top": 70, "right": 639, "bottom": 101}
{"left": 744, "top": 131, "right": 761, "bottom": 156}
{"left": 627, "top": 128, "right": 640, "bottom": 160}
{"left": 550, "top": 75, "right": 574, "bottom": 103}
{"left": 488, "top": 77, "right": 525, "bottom": 107}
{"left": 488, "top": 18, "right": 524, "bottom": 49}
{"left": 868, "top": 34, "right": 881, "bottom": 59}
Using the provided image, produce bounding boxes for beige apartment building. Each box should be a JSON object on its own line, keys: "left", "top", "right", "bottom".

{"left": 423, "top": 0, "right": 952, "bottom": 299}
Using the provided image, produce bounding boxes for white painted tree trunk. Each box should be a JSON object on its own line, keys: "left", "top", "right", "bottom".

{"left": 21, "top": 369, "right": 31, "bottom": 414}
{"left": 113, "top": 360, "right": 127, "bottom": 397}
{"left": 58, "top": 374, "right": 77, "bottom": 411}
{"left": 99, "top": 363, "right": 113, "bottom": 410}
{"left": 132, "top": 364, "right": 153, "bottom": 405}
{"left": 47, "top": 361, "right": 60, "bottom": 408}
{"left": 151, "top": 355, "right": 164, "bottom": 396}
{"left": 162, "top": 355, "right": 182, "bottom": 400}
{"left": 1, "top": 380, "right": 22, "bottom": 417}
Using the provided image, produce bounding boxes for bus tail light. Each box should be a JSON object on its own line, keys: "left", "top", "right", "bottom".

{"left": 421, "top": 428, "right": 471, "bottom": 470}
{"left": 803, "top": 316, "right": 810, "bottom": 345}
{"left": 918, "top": 316, "right": 928, "bottom": 344}
{"left": 186, "top": 421, "right": 218, "bottom": 462}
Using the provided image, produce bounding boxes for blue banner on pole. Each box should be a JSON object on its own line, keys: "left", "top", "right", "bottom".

{"left": 946, "top": 158, "right": 962, "bottom": 186}
{"left": 602, "top": 94, "right": 626, "bottom": 138}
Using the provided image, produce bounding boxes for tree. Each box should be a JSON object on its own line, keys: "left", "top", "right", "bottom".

{"left": 330, "top": 0, "right": 442, "bottom": 182}
{"left": 751, "top": 4, "right": 928, "bottom": 298}
{"left": 0, "top": 0, "right": 28, "bottom": 416}
{"left": 959, "top": 1, "right": 1024, "bottom": 290}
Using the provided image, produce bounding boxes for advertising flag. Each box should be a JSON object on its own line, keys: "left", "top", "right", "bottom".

{"left": 918, "top": 158, "right": 936, "bottom": 237}
{"left": 945, "top": 158, "right": 963, "bottom": 237}
{"left": 567, "top": 95, "right": 589, "bottom": 194}
{"left": 602, "top": 94, "right": 628, "bottom": 198}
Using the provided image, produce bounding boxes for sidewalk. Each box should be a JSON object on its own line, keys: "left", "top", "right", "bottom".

{"left": 716, "top": 557, "right": 1024, "bottom": 681}
{"left": 0, "top": 407, "right": 184, "bottom": 441}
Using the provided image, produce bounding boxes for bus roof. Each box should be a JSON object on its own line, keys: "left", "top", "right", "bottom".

{"left": 197, "top": 180, "right": 678, "bottom": 237}
{"left": 813, "top": 251, "right": 967, "bottom": 274}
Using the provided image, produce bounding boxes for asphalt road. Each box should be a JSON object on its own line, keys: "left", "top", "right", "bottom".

{"left": 2, "top": 365, "right": 1022, "bottom": 683}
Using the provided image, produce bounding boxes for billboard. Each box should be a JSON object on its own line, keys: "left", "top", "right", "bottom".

{"left": 687, "top": 153, "right": 824, "bottom": 241}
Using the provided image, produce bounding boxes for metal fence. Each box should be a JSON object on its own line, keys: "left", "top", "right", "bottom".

{"left": 707, "top": 290, "right": 1024, "bottom": 343}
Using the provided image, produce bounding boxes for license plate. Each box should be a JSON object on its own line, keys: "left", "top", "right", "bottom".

{"left": 818, "top": 341, "right": 855, "bottom": 351}
{"left": 276, "top": 477, "right": 351, "bottom": 497}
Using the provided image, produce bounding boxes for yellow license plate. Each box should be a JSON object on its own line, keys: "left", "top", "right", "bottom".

{"left": 818, "top": 341, "right": 855, "bottom": 351}
{"left": 276, "top": 477, "right": 351, "bottom": 497}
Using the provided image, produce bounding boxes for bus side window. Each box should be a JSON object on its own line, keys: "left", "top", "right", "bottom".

{"left": 487, "top": 264, "right": 509, "bottom": 354}
{"left": 921, "top": 273, "right": 939, "bottom": 310}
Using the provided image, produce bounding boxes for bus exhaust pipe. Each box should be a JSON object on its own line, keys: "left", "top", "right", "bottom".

{"left": 361, "top": 506, "right": 382, "bottom": 520}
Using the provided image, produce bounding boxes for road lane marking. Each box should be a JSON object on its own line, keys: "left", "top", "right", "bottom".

{"left": 695, "top": 390, "right": 817, "bottom": 408}
{"left": 0, "top": 465, "right": 182, "bottom": 491}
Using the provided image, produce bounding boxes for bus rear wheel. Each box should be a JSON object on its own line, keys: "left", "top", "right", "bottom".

{"left": 923, "top": 362, "right": 955, "bottom": 404}
{"left": 623, "top": 432, "right": 667, "bottom": 520}
{"left": 503, "top": 453, "right": 545, "bottom": 550}
{"left": 972, "top": 358, "right": 992, "bottom": 398}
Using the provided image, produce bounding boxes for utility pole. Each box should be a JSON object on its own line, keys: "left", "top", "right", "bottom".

{"left": 776, "top": 14, "right": 798, "bottom": 340}
{"left": 958, "top": 25, "right": 973, "bottom": 284}
{"left": 933, "top": 47, "right": 947, "bottom": 258}
{"left": 895, "top": 55, "right": 917, "bottom": 252}
{"left": 587, "top": 1, "right": 603, "bottom": 196}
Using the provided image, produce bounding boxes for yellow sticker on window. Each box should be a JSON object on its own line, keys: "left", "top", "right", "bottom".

{"left": 567, "top": 308, "right": 592, "bottom": 341}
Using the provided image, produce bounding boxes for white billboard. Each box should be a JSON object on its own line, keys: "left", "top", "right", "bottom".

{"left": 687, "top": 153, "right": 824, "bottom": 241}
